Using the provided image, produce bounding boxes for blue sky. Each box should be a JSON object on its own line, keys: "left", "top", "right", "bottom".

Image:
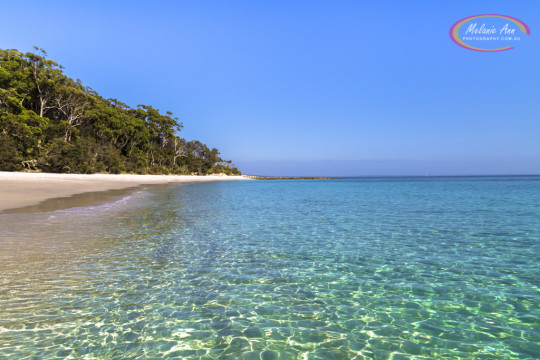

{"left": 2, "top": 0, "right": 539, "bottom": 176}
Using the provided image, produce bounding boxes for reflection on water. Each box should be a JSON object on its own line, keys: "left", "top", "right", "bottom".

{"left": 0, "top": 178, "right": 539, "bottom": 359}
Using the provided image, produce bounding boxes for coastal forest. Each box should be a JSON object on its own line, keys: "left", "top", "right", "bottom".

{"left": 0, "top": 47, "right": 241, "bottom": 175}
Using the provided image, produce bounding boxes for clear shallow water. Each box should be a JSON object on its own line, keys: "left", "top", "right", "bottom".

{"left": 0, "top": 177, "right": 539, "bottom": 359}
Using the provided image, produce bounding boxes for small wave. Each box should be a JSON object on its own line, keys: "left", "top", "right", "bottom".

{"left": 52, "top": 190, "right": 147, "bottom": 216}
{"left": 0, "top": 189, "right": 150, "bottom": 222}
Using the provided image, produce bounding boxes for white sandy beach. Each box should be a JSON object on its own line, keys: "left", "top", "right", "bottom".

{"left": 0, "top": 172, "right": 248, "bottom": 212}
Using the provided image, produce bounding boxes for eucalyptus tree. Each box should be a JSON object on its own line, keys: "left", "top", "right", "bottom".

{"left": 0, "top": 47, "right": 241, "bottom": 175}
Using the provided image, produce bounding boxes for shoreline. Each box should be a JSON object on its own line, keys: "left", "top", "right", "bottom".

{"left": 0, "top": 172, "right": 248, "bottom": 213}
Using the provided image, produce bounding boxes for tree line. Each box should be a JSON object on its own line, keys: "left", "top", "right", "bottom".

{"left": 0, "top": 47, "right": 241, "bottom": 175}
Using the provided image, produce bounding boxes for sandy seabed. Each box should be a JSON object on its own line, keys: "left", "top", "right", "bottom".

{"left": 0, "top": 172, "right": 248, "bottom": 212}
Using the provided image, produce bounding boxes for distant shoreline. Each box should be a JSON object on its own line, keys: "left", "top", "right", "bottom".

{"left": 246, "top": 176, "right": 330, "bottom": 180}
{"left": 0, "top": 172, "right": 248, "bottom": 213}
{"left": 247, "top": 174, "right": 540, "bottom": 179}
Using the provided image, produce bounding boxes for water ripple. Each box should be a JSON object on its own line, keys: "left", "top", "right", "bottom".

{"left": 0, "top": 178, "right": 539, "bottom": 359}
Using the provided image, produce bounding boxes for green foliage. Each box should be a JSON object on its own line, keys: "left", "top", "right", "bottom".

{"left": 0, "top": 134, "right": 23, "bottom": 171}
{"left": 0, "top": 48, "right": 240, "bottom": 175}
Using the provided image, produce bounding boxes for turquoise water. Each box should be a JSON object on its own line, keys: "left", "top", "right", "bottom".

{"left": 0, "top": 177, "right": 539, "bottom": 359}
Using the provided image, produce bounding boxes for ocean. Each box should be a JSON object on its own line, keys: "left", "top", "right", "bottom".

{"left": 0, "top": 177, "right": 539, "bottom": 359}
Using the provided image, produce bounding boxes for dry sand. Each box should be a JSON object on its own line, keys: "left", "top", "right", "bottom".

{"left": 0, "top": 172, "right": 248, "bottom": 212}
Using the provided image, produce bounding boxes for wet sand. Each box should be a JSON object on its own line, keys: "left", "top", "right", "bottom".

{"left": 0, "top": 172, "right": 248, "bottom": 212}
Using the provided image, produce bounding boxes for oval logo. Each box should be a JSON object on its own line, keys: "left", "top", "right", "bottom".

{"left": 450, "top": 14, "right": 530, "bottom": 52}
